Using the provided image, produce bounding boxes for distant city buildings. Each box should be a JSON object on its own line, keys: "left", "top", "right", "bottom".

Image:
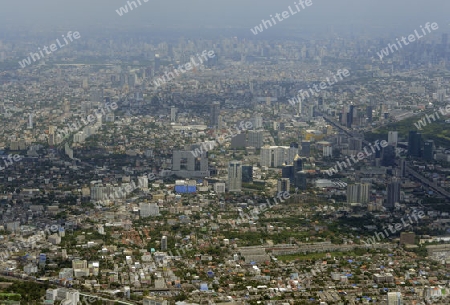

{"left": 227, "top": 160, "right": 242, "bottom": 192}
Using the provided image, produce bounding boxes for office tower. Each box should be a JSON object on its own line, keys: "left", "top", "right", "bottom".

{"left": 437, "top": 89, "right": 446, "bottom": 102}
{"left": 295, "top": 171, "right": 307, "bottom": 190}
{"left": 408, "top": 131, "right": 422, "bottom": 158}
{"left": 388, "top": 131, "right": 398, "bottom": 147}
{"left": 349, "top": 138, "right": 362, "bottom": 151}
{"left": 230, "top": 133, "right": 246, "bottom": 148}
{"left": 172, "top": 150, "right": 209, "bottom": 178}
{"left": 347, "top": 105, "right": 354, "bottom": 127}
{"left": 301, "top": 141, "right": 311, "bottom": 157}
{"left": 260, "top": 146, "right": 297, "bottom": 168}
{"left": 386, "top": 180, "right": 401, "bottom": 209}
{"left": 218, "top": 115, "right": 224, "bottom": 129}
{"left": 170, "top": 107, "right": 177, "bottom": 122}
{"left": 247, "top": 131, "right": 263, "bottom": 149}
{"left": 210, "top": 101, "right": 220, "bottom": 127}
{"left": 387, "top": 292, "right": 402, "bottom": 305}
{"left": 161, "top": 236, "right": 167, "bottom": 251}
{"left": 293, "top": 154, "right": 303, "bottom": 173}
{"left": 140, "top": 202, "right": 160, "bottom": 217}
{"left": 346, "top": 183, "right": 370, "bottom": 204}
{"left": 400, "top": 159, "right": 406, "bottom": 178}
{"left": 253, "top": 115, "right": 263, "bottom": 129}
{"left": 366, "top": 106, "right": 373, "bottom": 123}
{"left": 381, "top": 145, "right": 396, "bottom": 167}
{"left": 282, "top": 164, "right": 294, "bottom": 184}
{"left": 227, "top": 161, "right": 242, "bottom": 192}
{"left": 278, "top": 178, "right": 290, "bottom": 193}
{"left": 28, "top": 113, "right": 33, "bottom": 129}
{"left": 242, "top": 165, "right": 253, "bottom": 183}
{"left": 423, "top": 140, "right": 434, "bottom": 161}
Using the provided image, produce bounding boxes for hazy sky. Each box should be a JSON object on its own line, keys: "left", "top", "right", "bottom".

{"left": 0, "top": 0, "right": 449, "bottom": 36}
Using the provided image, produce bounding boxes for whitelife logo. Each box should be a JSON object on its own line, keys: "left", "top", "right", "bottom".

{"left": 377, "top": 22, "right": 439, "bottom": 60}
{"left": 115, "top": 0, "right": 149, "bottom": 16}
{"left": 18, "top": 31, "right": 81, "bottom": 68}
{"left": 325, "top": 140, "right": 389, "bottom": 176}
{"left": 414, "top": 104, "right": 450, "bottom": 130}
{"left": 153, "top": 50, "right": 215, "bottom": 87}
{"left": 288, "top": 69, "right": 350, "bottom": 106}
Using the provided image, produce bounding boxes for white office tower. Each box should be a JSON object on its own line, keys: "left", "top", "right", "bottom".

{"left": 140, "top": 202, "right": 160, "bottom": 217}
{"left": 214, "top": 183, "right": 226, "bottom": 193}
{"left": 346, "top": 183, "right": 370, "bottom": 204}
{"left": 388, "top": 131, "right": 398, "bottom": 147}
{"left": 170, "top": 106, "right": 177, "bottom": 122}
{"left": 260, "top": 146, "right": 298, "bottom": 168}
{"left": 73, "top": 132, "right": 86, "bottom": 143}
{"left": 227, "top": 161, "right": 242, "bottom": 192}
{"left": 253, "top": 115, "right": 263, "bottom": 129}
{"left": 138, "top": 175, "right": 148, "bottom": 190}
{"left": 161, "top": 236, "right": 168, "bottom": 251}
{"left": 323, "top": 145, "right": 332, "bottom": 157}
{"left": 28, "top": 113, "right": 33, "bottom": 129}
{"left": 387, "top": 292, "right": 402, "bottom": 305}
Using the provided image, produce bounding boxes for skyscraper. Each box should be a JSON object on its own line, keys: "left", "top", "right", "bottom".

{"left": 210, "top": 101, "right": 220, "bottom": 128}
{"left": 247, "top": 131, "right": 263, "bottom": 149}
{"left": 423, "top": 140, "right": 434, "bottom": 161}
{"left": 388, "top": 131, "right": 398, "bottom": 147}
{"left": 386, "top": 180, "right": 401, "bottom": 209}
{"left": 227, "top": 161, "right": 242, "bottom": 192}
{"left": 242, "top": 165, "right": 253, "bottom": 183}
{"left": 28, "top": 113, "right": 33, "bottom": 129}
{"left": 277, "top": 178, "right": 290, "bottom": 193}
{"left": 366, "top": 106, "right": 373, "bottom": 123}
{"left": 161, "top": 236, "right": 167, "bottom": 251}
{"left": 408, "top": 131, "right": 421, "bottom": 158}
{"left": 346, "top": 183, "right": 370, "bottom": 204}
{"left": 301, "top": 141, "right": 311, "bottom": 157}
{"left": 170, "top": 107, "right": 177, "bottom": 122}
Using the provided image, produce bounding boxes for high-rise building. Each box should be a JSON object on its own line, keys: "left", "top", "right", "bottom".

{"left": 301, "top": 141, "right": 311, "bottom": 157}
{"left": 423, "top": 140, "right": 434, "bottom": 161}
{"left": 260, "top": 146, "right": 298, "bottom": 168}
{"left": 253, "top": 115, "right": 263, "bottom": 129}
{"left": 170, "top": 107, "right": 177, "bottom": 122}
{"left": 247, "top": 131, "right": 263, "bottom": 149}
{"left": 388, "top": 131, "right": 398, "bottom": 147}
{"left": 242, "top": 165, "right": 253, "bottom": 183}
{"left": 387, "top": 292, "right": 402, "bottom": 305}
{"left": 366, "top": 106, "right": 373, "bottom": 123}
{"left": 277, "top": 178, "right": 290, "bottom": 193}
{"left": 382, "top": 145, "right": 396, "bottom": 167}
{"left": 172, "top": 150, "right": 209, "bottom": 178}
{"left": 386, "top": 180, "right": 401, "bottom": 209}
{"left": 210, "top": 101, "right": 220, "bottom": 128}
{"left": 140, "top": 203, "right": 160, "bottom": 217}
{"left": 408, "top": 131, "right": 421, "bottom": 158}
{"left": 295, "top": 171, "right": 307, "bottom": 190}
{"left": 28, "top": 113, "right": 33, "bottom": 129}
{"left": 346, "top": 183, "right": 370, "bottom": 204}
{"left": 161, "top": 236, "right": 167, "bottom": 251}
{"left": 400, "top": 159, "right": 406, "bottom": 178}
{"left": 227, "top": 161, "right": 242, "bottom": 192}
